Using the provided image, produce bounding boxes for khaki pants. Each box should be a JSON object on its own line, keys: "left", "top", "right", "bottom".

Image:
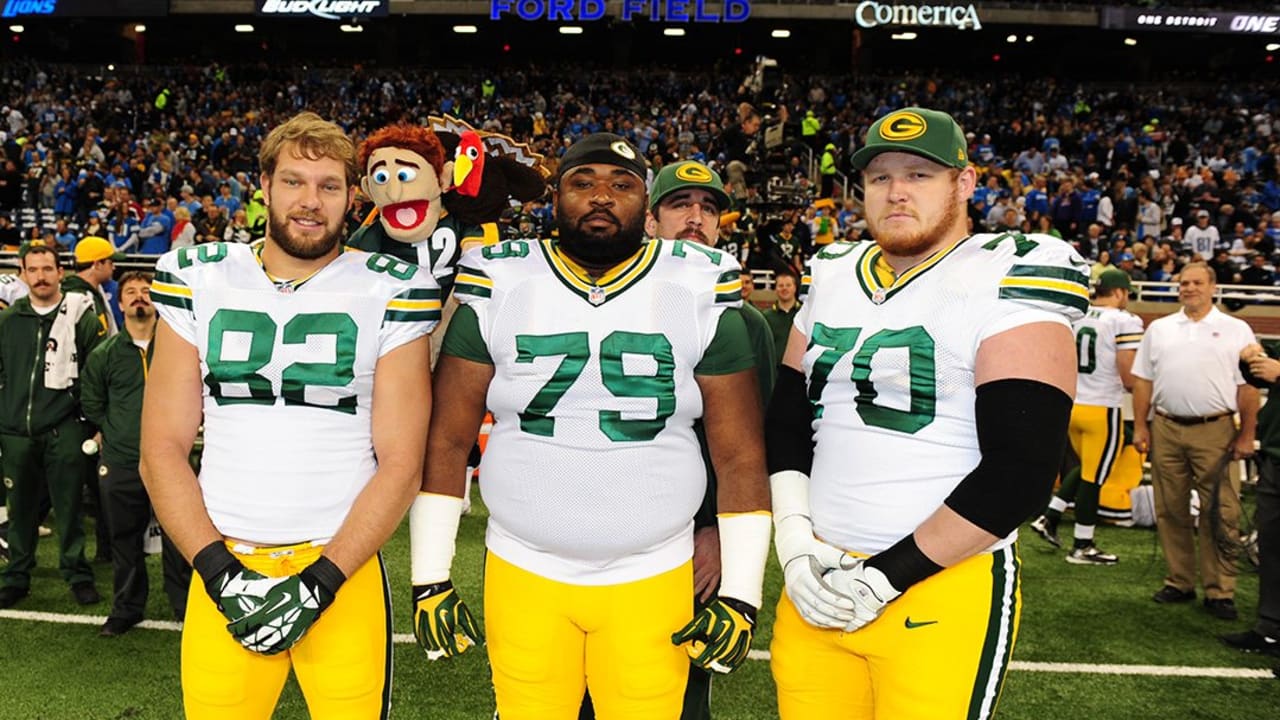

{"left": 1149, "top": 415, "right": 1240, "bottom": 600}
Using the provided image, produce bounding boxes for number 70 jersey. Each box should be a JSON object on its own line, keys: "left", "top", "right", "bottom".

{"left": 797, "top": 233, "right": 1087, "bottom": 556}
{"left": 150, "top": 242, "right": 440, "bottom": 544}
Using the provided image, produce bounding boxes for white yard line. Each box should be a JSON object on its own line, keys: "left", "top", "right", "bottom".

{"left": 2, "top": 609, "right": 1274, "bottom": 679}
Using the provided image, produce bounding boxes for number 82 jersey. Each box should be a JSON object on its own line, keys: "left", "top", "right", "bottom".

{"left": 150, "top": 242, "right": 440, "bottom": 544}
{"left": 798, "top": 233, "right": 1087, "bottom": 556}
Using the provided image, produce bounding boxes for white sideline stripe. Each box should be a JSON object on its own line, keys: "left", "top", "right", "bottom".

{"left": 1, "top": 609, "right": 183, "bottom": 631}
{"left": 3, "top": 610, "right": 1274, "bottom": 679}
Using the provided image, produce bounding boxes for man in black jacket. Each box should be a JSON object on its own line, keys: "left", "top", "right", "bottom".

{"left": 81, "top": 271, "right": 191, "bottom": 635}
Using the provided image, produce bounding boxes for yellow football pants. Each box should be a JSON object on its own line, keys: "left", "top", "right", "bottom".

{"left": 484, "top": 551, "right": 693, "bottom": 720}
{"left": 1069, "top": 404, "right": 1123, "bottom": 485}
{"left": 772, "top": 546, "right": 1021, "bottom": 720}
{"left": 182, "top": 542, "right": 391, "bottom": 720}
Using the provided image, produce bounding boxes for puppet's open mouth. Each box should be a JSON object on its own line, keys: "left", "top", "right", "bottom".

{"left": 383, "top": 200, "right": 430, "bottom": 230}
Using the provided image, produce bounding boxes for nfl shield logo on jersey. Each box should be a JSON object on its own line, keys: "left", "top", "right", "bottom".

{"left": 588, "top": 286, "right": 606, "bottom": 305}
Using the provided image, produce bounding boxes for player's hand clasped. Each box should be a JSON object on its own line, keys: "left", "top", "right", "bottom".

{"left": 228, "top": 558, "right": 345, "bottom": 655}
{"left": 820, "top": 556, "right": 903, "bottom": 632}
{"left": 193, "top": 541, "right": 345, "bottom": 655}
{"left": 671, "top": 596, "right": 757, "bottom": 674}
{"left": 413, "top": 580, "right": 483, "bottom": 660}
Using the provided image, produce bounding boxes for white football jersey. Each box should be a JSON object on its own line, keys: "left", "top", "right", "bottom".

{"left": 452, "top": 238, "right": 744, "bottom": 585}
{"left": 797, "top": 232, "right": 1088, "bottom": 556}
{"left": 1073, "top": 305, "right": 1144, "bottom": 407}
{"left": 151, "top": 242, "right": 440, "bottom": 544}
{"left": 0, "top": 272, "right": 28, "bottom": 306}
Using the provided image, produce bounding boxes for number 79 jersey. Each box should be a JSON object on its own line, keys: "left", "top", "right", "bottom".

{"left": 797, "top": 233, "right": 1088, "bottom": 556}
{"left": 448, "top": 238, "right": 749, "bottom": 585}
{"left": 150, "top": 242, "right": 440, "bottom": 545}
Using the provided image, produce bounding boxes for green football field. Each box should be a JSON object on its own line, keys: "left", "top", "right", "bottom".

{"left": 1, "top": 489, "right": 1277, "bottom": 719}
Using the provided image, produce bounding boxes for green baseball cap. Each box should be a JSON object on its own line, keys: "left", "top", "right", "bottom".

{"left": 851, "top": 107, "right": 969, "bottom": 171}
{"left": 1097, "top": 268, "right": 1132, "bottom": 293}
{"left": 648, "top": 160, "right": 730, "bottom": 212}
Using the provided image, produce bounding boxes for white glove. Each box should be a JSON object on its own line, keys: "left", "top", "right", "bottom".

{"left": 821, "top": 557, "right": 902, "bottom": 632}
{"left": 772, "top": 471, "right": 856, "bottom": 629}
{"left": 782, "top": 552, "right": 856, "bottom": 629}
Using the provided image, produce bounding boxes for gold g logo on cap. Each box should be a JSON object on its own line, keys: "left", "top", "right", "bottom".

{"left": 610, "top": 140, "right": 637, "bottom": 160}
{"left": 879, "top": 111, "right": 928, "bottom": 142}
{"left": 674, "top": 163, "right": 714, "bottom": 183}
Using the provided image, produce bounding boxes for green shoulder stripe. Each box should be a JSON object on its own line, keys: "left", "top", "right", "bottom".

{"left": 151, "top": 291, "right": 192, "bottom": 311}
{"left": 997, "top": 286, "right": 1089, "bottom": 314}
{"left": 383, "top": 309, "right": 441, "bottom": 324}
{"left": 1005, "top": 264, "right": 1089, "bottom": 284}
{"left": 153, "top": 269, "right": 187, "bottom": 287}
{"left": 454, "top": 264, "right": 493, "bottom": 299}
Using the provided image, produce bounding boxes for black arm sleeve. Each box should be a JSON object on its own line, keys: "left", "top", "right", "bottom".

{"left": 765, "top": 365, "right": 814, "bottom": 475}
{"left": 944, "top": 378, "right": 1073, "bottom": 537}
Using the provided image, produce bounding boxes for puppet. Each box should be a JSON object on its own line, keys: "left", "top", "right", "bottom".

{"left": 347, "top": 119, "right": 547, "bottom": 297}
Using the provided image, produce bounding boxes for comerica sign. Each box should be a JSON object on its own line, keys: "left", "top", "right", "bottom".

{"left": 852, "top": 2, "right": 982, "bottom": 31}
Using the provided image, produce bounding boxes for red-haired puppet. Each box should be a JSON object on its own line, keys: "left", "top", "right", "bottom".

{"left": 346, "top": 123, "right": 482, "bottom": 297}
{"left": 347, "top": 120, "right": 547, "bottom": 298}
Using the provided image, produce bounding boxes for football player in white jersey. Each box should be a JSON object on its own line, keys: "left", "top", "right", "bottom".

{"left": 767, "top": 107, "right": 1084, "bottom": 719}
{"left": 411, "top": 133, "right": 771, "bottom": 719}
{"left": 0, "top": 268, "right": 27, "bottom": 309}
{"left": 1031, "top": 269, "right": 1144, "bottom": 564}
{"left": 141, "top": 112, "right": 437, "bottom": 720}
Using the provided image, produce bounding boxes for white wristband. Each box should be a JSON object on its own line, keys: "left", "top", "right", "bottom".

{"left": 409, "top": 492, "right": 464, "bottom": 585}
{"left": 769, "top": 470, "right": 810, "bottom": 524}
{"left": 770, "top": 470, "right": 812, "bottom": 565}
{"left": 717, "top": 511, "right": 772, "bottom": 610}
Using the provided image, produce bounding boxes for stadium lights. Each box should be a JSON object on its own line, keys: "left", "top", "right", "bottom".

{"left": 235, "top": 24, "right": 254, "bottom": 33}
{"left": 1268, "top": 43, "right": 1280, "bottom": 51}
{"left": 8, "top": 25, "right": 22, "bottom": 33}
{"left": 453, "top": 25, "right": 478, "bottom": 34}
{"left": 664, "top": 28, "right": 685, "bottom": 37}
{"left": 340, "top": 24, "right": 363, "bottom": 33}
{"left": 1124, "top": 37, "right": 1137, "bottom": 46}
{"left": 1025, "top": 35, "right": 1034, "bottom": 42}
{"left": 134, "top": 25, "right": 146, "bottom": 33}
{"left": 1006, "top": 34, "right": 1017, "bottom": 43}
{"left": 559, "top": 26, "right": 584, "bottom": 35}
{"left": 771, "top": 29, "right": 791, "bottom": 39}
{"left": 890, "top": 32, "right": 917, "bottom": 41}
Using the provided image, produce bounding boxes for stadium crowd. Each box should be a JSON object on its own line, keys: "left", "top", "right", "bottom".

{"left": 1, "top": 62, "right": 1280, "bottom": 294}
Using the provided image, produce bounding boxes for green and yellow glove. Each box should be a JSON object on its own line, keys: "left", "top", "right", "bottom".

{"left": 671, "top": 596, "right": 756, "bottom": 674}
{"left": 413, "top": 580, "right": 483, "bottom": 660}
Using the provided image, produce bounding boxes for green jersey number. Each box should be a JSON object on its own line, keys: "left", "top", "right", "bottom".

{"left": 981, "top": 232, "right": 1040, "bottom": 257}
{"left": 807, "top": 322, "right": 937, "bottom": 434}
{"left": 176, "top": 243, "right": 228, "bottom": 268}
{"left": 515, "top": 331, "right": 676, "bottom": 442}
{"left": 1075, "top": 326, "right": 1097, "bottom": 375}
{"left": 205, "top": 309, "right": 359, "bottom": 414}
{"left": 482, "top": 240, "right": 530, "bottom": 260}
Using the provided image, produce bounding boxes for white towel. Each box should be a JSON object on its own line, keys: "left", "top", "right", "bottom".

{"left": 44, "top": 292, "right": 95, "bottom": 390}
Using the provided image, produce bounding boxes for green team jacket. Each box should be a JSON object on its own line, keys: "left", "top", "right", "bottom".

{"left": 0, "top": 295, "right": 105, "bottom": 437}
{"left": 693, "top": 302, "right": 778, "bottom": 529}
{"left": 61, "top": 275, "right": 111, "bottom": 335}
{"left": 80, "top": 331, "right": 152, "bottom": 467}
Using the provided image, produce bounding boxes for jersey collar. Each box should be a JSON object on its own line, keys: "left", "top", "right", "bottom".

{"left": 541, "top": 238, "right": 660, "bottom": 306}
{"left": 856, "top": 236, "right": 969, "bottom": 304}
